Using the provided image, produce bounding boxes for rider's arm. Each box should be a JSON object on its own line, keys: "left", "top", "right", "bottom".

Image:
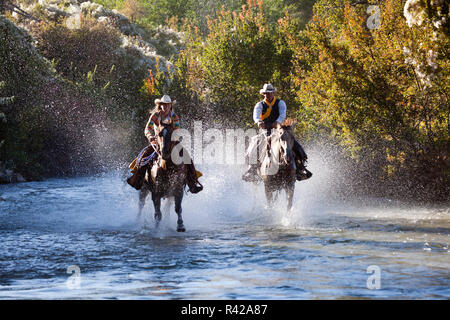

{"left": 275, "top": 100, "right": 287, "bottom": 125}
{"left": 144, "top": 113, "right": 159, "bottom": 141}
{"left": 253, "top": 102, "right": 263, "bottom": 124}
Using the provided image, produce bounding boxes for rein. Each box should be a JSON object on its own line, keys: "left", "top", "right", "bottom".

{"left": 262, "top": 128, "right": 293, "bottom": 168}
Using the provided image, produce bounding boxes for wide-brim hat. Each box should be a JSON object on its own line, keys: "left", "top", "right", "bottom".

{"left": 155, "top": 94, "right": 176, "bottom": 105}
{"left": 259, "top": 83, "right": 277, "bottom": 95}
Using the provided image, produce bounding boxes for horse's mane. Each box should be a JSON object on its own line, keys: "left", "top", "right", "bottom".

{"left": 281, "top": 118, "right": 296, "bottom": 128}
{"left": 259, "top": 118, "right": 295, "bottom": 163}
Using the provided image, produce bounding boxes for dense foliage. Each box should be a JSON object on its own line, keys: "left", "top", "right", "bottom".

{"left": 1, "top": 0, "right": 448, "bottom": 201}
{"left": 161, "top": 0, "right": 449, "bottom": 200}
{"left": 281, "top": 0, "right": 449, "bottom": 199}
{"left": 95, "top": 0, "right": 315, "bottom": 33}
{"left": 1, "top": 8, "right": 158, "bottom": 178}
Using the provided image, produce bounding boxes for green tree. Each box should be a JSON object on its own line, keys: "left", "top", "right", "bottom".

{"left": 180, "top": 2, "right": 295, "bottom": 124}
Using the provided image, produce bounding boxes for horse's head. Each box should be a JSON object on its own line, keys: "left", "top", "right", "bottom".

{"left": 277, "top": 119, "right": 296, "bottom": 167}
{"left": 157, "top": 124, "right": 175, "bottom": 161}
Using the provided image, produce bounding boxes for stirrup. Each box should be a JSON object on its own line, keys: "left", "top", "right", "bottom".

{"left": 242, "top": 173, "right": 256, "bottom": 182}
{"left": 242, "top": 165, "right": 259, "bottom": 182}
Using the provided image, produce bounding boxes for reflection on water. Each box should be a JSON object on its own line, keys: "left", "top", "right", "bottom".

{"left": 0, "top": 171, "right": 448, "bottom": 299}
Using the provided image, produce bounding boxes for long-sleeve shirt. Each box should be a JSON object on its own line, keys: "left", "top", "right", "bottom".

{"left": 144, "top": 111, "right": 180, "bottom": 140}
{"left": 253, "top": 99, "right": 287, "bottom": 124}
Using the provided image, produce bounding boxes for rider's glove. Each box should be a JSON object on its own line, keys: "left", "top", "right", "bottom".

{"left": 149, "top": 137, "right": 158, "bottom": 145}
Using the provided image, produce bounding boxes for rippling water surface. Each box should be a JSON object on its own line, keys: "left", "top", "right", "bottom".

{"left": 0, "top": 167, "right": 448, "bottom": 299}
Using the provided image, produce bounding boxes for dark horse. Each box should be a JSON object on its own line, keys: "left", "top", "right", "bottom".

{"left": 260, "top": 119, "right": 297, "bottom": 211}
{"left": 137, "top": 123, "right": 188, "bottom": 232}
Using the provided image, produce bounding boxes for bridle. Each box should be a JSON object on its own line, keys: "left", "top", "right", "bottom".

{"left": 265, "top": 126, "right": 293, "bottom": 167}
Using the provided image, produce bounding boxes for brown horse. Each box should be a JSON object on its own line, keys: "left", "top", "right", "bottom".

{"left": 259, "top": 119, "right": 297, "bottom": 211}
{"left": 137, "top": 123, "right": 188, "bottom": 232}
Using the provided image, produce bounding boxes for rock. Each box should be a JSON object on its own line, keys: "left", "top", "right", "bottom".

{"left": 16, "top": 173, "right": 26, "bottom": 182}
{"left": 12, "top": 0, "right": 176, "bottom": 74}
{"left": 0, "top": 171, "right": 8, "bottom": 183}
{"left": 0, "top": 169, "right": 26, "bottom": 183}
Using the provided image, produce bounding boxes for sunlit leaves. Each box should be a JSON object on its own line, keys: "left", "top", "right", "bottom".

{"left": 284, "top": 0, "right": 449, "bottom": 188}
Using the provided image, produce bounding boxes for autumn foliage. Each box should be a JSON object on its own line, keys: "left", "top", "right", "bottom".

{"left": 169, "top": 0, "right": 449, "bottom": 200}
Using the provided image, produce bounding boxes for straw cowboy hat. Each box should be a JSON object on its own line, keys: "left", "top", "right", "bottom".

{"left": 155, "top": 94, "right": 176, "bottom": 105}
{"left": 259, "top": 83, "right": 277, "bottom": 95}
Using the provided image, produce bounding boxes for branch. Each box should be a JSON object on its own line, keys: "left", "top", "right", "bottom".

{"left": 2, "top": 1, "right": 41, "bottom": 22}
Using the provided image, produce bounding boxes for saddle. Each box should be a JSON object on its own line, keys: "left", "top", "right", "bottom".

{"left": 126, "top": 145, "right": 157, "bottom": 190}
{"left": 127, "top": 127, "right": 204, "bottom": 192}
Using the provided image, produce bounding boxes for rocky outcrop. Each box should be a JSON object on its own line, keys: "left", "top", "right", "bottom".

{"left": 0, "top": 166, "right": 26, "bottom": 184}
{"left": 12, "top": 0, "right": 182, "bottom": 73}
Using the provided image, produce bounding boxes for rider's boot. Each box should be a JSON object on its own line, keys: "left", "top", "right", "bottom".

{"left": 186, "top": 163, "right": 203, "bottom": 194}
{"left": 242, "top": 164, "right": 259, "bottom": 182}
{"left": 295, "top": 159, "right": 312, "bottom": 181}
{"left": 127, "top": 166, "right": 146, "bottom": 190}
{"left": 292, "top": 140, "right": 312, "bottom": 181}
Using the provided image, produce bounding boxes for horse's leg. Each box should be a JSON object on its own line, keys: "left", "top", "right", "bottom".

{"left": 273, "top": 190, "right": 280, "bottom": 202}
{"left": 152, "top": 193, "right": 162, "bottom": 227}
{"left": 286, "top": 183, "right": 295, "bottom": 212}
{"left": 137, "top": 186, "right": 149, "bottom": 223}
{"left": 264, "top": 183, "right": 274, "bottom": 209}
{"left": 174, "top": 190, "right": 185, "bottom": 232}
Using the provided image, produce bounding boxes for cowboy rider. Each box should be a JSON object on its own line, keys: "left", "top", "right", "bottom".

{"left": 136, "top": 94, "right": 203, "bottom": 193}
{"left": 242, "top": 83, "right": 312, "bottom": 182}
{"left": 145, "top": 95, "right": 180, "bottom": 145}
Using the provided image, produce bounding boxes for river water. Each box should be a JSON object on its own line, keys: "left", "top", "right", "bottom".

{"left": 0, "top": 162, "right": 448, "bottom": 299}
